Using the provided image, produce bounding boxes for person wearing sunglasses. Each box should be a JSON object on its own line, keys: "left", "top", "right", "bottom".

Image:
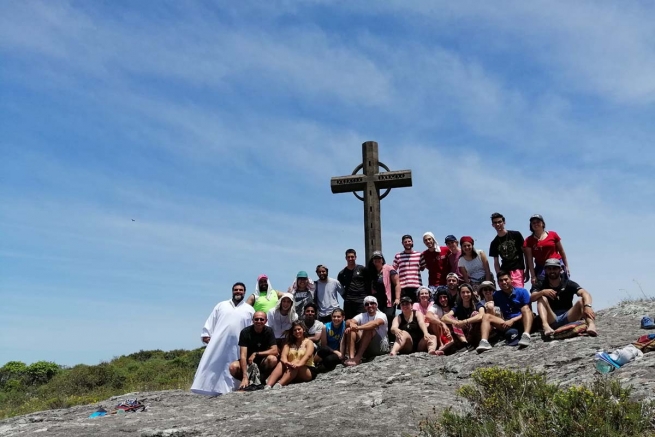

{"left": 228, "top": 311, "right": 279, "bottom": 390}
{"left": 343, "top": 296, "right": 390, "bottom": 366}
{"left": 191, "top": 282, "right": 255, "bottom": 396}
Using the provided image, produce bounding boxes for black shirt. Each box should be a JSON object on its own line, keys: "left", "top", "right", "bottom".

{"left": 489, "top": 230, "right": 526, "bottom": 271}
{"left": 238, "top": 325, "right": 276, "bottom": 356}
{"left": 533, "top": 278, "right": 582, "bottom": 312}
{"left": 451, "top": 301, "right": 484, "bottom": 321}
{"left": 338, "top": 265, "right": 369, "bottom": 303}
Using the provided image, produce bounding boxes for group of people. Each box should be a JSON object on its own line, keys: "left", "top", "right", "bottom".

{"left": 190, "top": 212, "right": 598, "bottom": 396}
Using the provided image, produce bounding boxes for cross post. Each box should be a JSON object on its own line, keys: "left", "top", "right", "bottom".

{"left": 330, "top": 141, "right": 412, "bottom": 262}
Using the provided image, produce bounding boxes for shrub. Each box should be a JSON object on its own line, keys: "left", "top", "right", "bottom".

{"left": 417, "top": 367, "right": 655, "bottom": 437}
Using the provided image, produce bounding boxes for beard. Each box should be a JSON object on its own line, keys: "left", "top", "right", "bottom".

{"left": 232, "top": 293, "right": 244, "bottom": 302}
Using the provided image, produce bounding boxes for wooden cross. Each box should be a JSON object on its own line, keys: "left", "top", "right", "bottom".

{"left": 330, "top": 141, "right": 412, "bottom": 262}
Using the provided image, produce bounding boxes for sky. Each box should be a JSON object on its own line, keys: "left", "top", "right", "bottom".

{"left": 1, "top": 1, "right": 654, "bottom": 367}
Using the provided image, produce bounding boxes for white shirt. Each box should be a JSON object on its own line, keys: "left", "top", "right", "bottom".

{"left": 353, "top": 310, "right": 388, "bottom": 339}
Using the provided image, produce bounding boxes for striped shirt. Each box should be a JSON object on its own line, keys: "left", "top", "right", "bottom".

{"left": 393, "top": 250, "right": 423, "bottom": 288}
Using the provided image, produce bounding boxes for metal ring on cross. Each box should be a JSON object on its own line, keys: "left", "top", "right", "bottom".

{"left": 351, "top": 162, "right": 392, "bottom": 201}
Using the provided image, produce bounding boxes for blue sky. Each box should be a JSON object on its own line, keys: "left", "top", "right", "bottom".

{"left": 1, "top": 1, "right": 654, "bottom": 366}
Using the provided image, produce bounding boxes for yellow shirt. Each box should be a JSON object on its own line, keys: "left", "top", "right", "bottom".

{"left": 287, "top": 340, "right": 314, "bottom": 367}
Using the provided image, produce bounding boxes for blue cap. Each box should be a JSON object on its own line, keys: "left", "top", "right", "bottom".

{"left": 444, "top": 235, "right": 457, "bottom": 243}
{"left": 296, "top": 271, "right": 308, "bottom": 278}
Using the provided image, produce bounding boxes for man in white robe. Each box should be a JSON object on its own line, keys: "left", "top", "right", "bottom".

{"left": 191, "top": 282, "right": 254, "bottom": 396}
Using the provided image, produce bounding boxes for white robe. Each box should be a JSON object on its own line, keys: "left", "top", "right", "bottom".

{"left": 191, "top": 299, "right": 254, "bottom": 396}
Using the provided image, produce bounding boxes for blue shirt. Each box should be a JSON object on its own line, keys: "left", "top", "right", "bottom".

{"left": 492, "top": 287, "right": 530, "bottom": 319}
{"left": 324, "top": 321, "right": 345, "bottom": 350}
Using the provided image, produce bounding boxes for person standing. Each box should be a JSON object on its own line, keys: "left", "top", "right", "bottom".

{"left": 393, "top": 234, "right": 423, "bottom": 303}
{"left": 315, "top": 265, "right": 343, "bottom": 323}
{"left": 489, "top": 213, "right": 529, "bottom": 287}
{"left": 267, "top": 293, "right": 299, "bottom": 346}
{"left": 191, "top": 282, "right": 254, "bottom": 396}
{"left": 444, "top": 235, "right": 463, "bottom": 281}
{"left": 420, "top": 232, "right": 450, "bottom": 288}
{"left": 368, "top": 251, "right": 401, "bottom": 326}
{"left": 457, "top": 236, "right": 493, "bottom": 293}
{"left": 246, "top": 274, "right": 283, "bottom": 313}
{"left": 291, "top": 271, "right": 314, "bottom": 318}
{"left": 337, "top": 249, "right": 369, "bottom": 320}
{"left": 523, "top": 214, "right": 570, "bottom": 285}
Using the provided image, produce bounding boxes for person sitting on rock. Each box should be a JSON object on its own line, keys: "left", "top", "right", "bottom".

{"left": 530, "top": 258, "right": 597, "bottom": 337}
{"left": 476, "top": 271, "right": 534, "bottom": 353}
{"left": 442, "top": 283, "right": 485, "bottom": 348}
{"left": 478, "top": 280, "right": 500, "bottom": 317}
{"left": 390, "top": 296, "right": 440, "bottom": 355}
{"left": 302, "top": 302, "right": 324, "bottom": 351}
{"left": 265, "top": 321, "right": 316, "bottom": 389}
{"left": 266, "top": 293, "right": 298, "bottom": 348}
{"left": 317, "top": 308, "right": 346, "bottom": 371}
{"left": 343, "top": 296, "right": 390, "bottom": 366}
{"left": 425, "top": 287, "right": 464, "bottom": 348}
{"left": 229, "top": 311, "right": 279, "bottom": 389}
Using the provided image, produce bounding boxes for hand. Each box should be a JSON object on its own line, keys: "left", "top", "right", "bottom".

{"left": 287, "top": 361, "right": 297, "bottom": 369}
{"left": 523, "top": 271, "right": 530, "bottom": 283}
{"left": 202, "top": 337, "right": 210, "bottom": 344}
{"left": 334, "top": 351, "right": 343, "bottom": 360}
{"left": 583, "top": 306, "right": 595, "bottom": 320}
{"left": 541, "top": 289, "right": 557, "bottom": 299}
{"left": 530, "top": 276, "right": 537, "bottom": 286}
{"left": 566, "top": 267, "right": 571, "bottom": 277}
{"left": 394, "top": 298, "right": 400, "bottom": 307}
{"left": 501, "top": 319, "right": 515, "bottom": 330}
{"left": 239, "top": 377, "right": 249, "bottom": 390}
{"left": 247, "top": 353, "right": 256, "bottom": 365}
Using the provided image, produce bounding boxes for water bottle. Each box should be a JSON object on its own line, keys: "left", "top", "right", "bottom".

{"left": 595, "top": 359, "right": 614, "bottom": 374}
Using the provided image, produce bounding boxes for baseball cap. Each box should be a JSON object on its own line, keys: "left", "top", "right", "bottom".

{"left": 544, "top": 259, "right": 561, "bottom": 268}
{"left": 257, "top": 274, "right": 268, "bottom": 281}
{"left": 372, "top": 251, "right": 384, "bottom": 259}
{"left": 444, "top": 235, "right": 457, "bottom": 243}
{"left": 363, "top": 296, "right": 378, "bottom": 304}
{"left": 296, "top": 270, "right": 309, "bottom": 278}
{"left": 479, "top": 281, "right": 495, "bottom": 290}
{"left": 400, "top": 296, "right": 413, "bottom": 304}
{"left": 530, "top": 214, "right": 544, "bottom": 222}
{"left": 401, "top": 234, "right": 413, "bottom": 241}
{"left": 505, "top": 328, "right": 521, "bottom": 346}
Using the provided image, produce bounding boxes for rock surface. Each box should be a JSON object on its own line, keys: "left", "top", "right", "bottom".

{"left": 2, "top": 300, "right": 655, "bottom": 436}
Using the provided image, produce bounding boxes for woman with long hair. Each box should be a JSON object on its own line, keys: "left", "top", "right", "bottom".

{"left": 442, "top": 283, "right": 485, "bottom": 347}
{"left": 367, "top": 251, "right": 400, "bottom": 331}
{"left": 265, "top": 321, "right": 316, "bottom": 388}
{"left": 317, "top": 308, "right": 346, "bottom": 371}
{"left": 457, "top": 236, "right": 493, "bottom": 293}
{"left": 524, "top": 214, "right": 570, "bottom": 285}
{"left": 390, "top": 296, "right": 440, "bottom": 356}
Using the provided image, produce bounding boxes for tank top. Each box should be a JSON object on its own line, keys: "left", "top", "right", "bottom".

{"left": 287, "top": 340, "right": 314, "bottom": 367}
{"left": 253, "top": 292, "right": 278, "bottom": 313}
{"left": 458, "top": 250, "right": 486, "bottom": 282}
{"left": 325, "top": 321, "right": 345, "bottom": 350}
{"left": 398, "top": 310, "right": 422, "bottom": 338}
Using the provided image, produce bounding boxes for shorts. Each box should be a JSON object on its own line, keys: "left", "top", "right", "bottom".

{"left": 344, "top": 301, "right": 364, "bottom": 320}
{"left": 401, "top": 287, "right": 419, "bottom": 303}
{"left": 549, "top": 309, "right": 570, "bottom": 330}
{"left": 364, "top": 332, "right": 390, "bottom": 358}
{"left": 509, "top": 269, "right": 524, "bottom": 288}
{"left": 308, "top": 366, "right": 317, "bottom": 380}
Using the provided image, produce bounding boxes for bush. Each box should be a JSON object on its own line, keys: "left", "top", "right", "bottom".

{"left": 0, "top": 347, "right": 205, "bottom": 419}
{"left": 417, "top": 367, "right": 655, "bottom": 437}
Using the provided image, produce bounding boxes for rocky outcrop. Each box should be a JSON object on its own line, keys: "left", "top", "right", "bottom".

{"left": 2, "top": 300, "right": 654, "bottom": 437}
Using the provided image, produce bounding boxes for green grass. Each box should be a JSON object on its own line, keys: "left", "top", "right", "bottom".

{"left": 414, "top": 367, "right": 655, "bottom": 437}
{"left": 0, "top": 348, "right": 204, "bottom": 419}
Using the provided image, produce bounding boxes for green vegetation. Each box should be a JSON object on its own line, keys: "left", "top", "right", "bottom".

{"left": 0, "top": 348, "right": 203, "bottom": 419}
{"left": 416, "top": 367, "right": 655, "bottom": 437}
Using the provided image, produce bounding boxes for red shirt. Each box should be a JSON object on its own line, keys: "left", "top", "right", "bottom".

{"left": 523, "top": 231, "right": 562, "bottom": 266}
{"left": 420, "top": 247, "right": 450, "bottom": 286}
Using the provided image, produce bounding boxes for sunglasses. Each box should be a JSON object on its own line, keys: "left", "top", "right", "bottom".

{"left": 253, "top": 318, "right": 265, "bottom": 322}
{"left": 364, "top": 302, "right": 377, "bottom": 307}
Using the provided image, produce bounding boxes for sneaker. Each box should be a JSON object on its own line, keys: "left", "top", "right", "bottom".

{"left": 476, "top": 339, "right": 492, "bottom": 353}
{"left": 264, "top": 385, "right": 272, "bottom": 390}
{"left": 272, "top": 383, "right": 282, "bottom": 390}
{"left": 641, "top": 316, "right": 655, "bottom": 329}
{"left": 518, "top": 332, "right": 531, "bottom": 347}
